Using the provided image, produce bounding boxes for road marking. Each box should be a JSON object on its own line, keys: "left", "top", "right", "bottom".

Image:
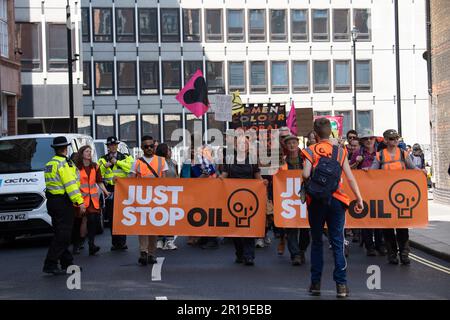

{"left": 151, "top": 257, "right": 165, "bottom": 281}
{"left": 409, "top": 253, "right": 450, "bottom": 275}
{"left": 155, "top": 296, "right": 168, "bottom": 300}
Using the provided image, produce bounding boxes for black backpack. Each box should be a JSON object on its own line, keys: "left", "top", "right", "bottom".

{"left": 305, "top": 145, "right": 342, "bottom": 204}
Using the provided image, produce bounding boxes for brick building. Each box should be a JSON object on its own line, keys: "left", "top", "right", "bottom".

{"left": 0, "top": 0, "right": 21, "bottom": 136}
{"left": 430, "top": 0, "right": 450, "bottom": 204}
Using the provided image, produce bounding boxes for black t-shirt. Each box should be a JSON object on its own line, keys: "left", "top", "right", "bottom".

{"left": 223, "top": 163, "right": 260, "bottom": 179}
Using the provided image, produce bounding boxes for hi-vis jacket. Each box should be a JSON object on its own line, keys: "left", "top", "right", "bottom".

{"left": 79, "top": 165, "right": 100, "bottom": 209}
{"left": 44, "top": 155, "right": 84, "bottom": 205}
{"left": 98, "top": 152, "right": 134, "bottom": 186}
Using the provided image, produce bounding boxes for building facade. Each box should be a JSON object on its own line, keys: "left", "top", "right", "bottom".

{"left": 0, "top": 0, "right": 21, "bottom": 136}
{"left": 15, "top": 0, "right": 83, "bottom": 134}
{"left": 430, "top": 0, "right": 450, "bottom": 204}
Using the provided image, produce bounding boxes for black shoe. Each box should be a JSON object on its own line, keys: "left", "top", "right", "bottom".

{"left": 89, "top": 245, "right": 100, "bottom": 256}
{"left": 400, "top": 252, "right": 411, "bottom": 265}
{"left": 244, "top": 258, "right": 254, "bottom": 266}
{"left": 43, "top": 266, "right": 66, "bottom": 276}
{"left": 147, "top": 255, "right": 157, "bottom": 264}
{"left": 366, "top": 248, "right": 377, "bottom": 256}
{"left": 111, "top": 244, "right": 128, "bottom": 251}
{"left": 235, "top": 257, "right": 244, "bottom": 264}
{"left": 376, "top": 245, "right": 387, "bottom": 256}
{"left": 138, "top": 252, "right": 148, "bottom": 266}
{"left": 336, "top": 283, "right": 349, "bottom": 298}
{"left": 388, "top": 253, "right": 399, "bottom": 265}
{"left": 309, "top": 282, "right": 321, "bottom": 296}
{"left": 73, "top": 245, "right": 81, "bottom": 255}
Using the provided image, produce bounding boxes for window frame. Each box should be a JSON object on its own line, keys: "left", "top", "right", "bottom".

{"left": 357, "top": 110, "right": 374, "bottom": 131}
{"left": 353, "top": 8, "right": 372, "bottom": 41}
{"left": 141, "top": 114, "right": 161, "bottom": 142}
{"left": 333, "top": 9, "right": 350, "bottom": 42}
{"left": 95, "top": 115, "right": 116, "bottom": 140}
{"left": 83, "top": 61, "right": 91, "bottom": 96}
{"left": 291, "top": 9, "right": 309, "bottom": 42}
{"left": 160, "top": 8, "right": 180, "bottom": 43}
{"left": 248, "top": 9, "right": 266, "bottom": 42}
{"left": 117, "top": 61, "right": 137, "bottom": 96}
{"left": 206, "top": 61, "right": 225, "bottom": 94}
{"left": 184, "top": 60, "right": 203, "bottom": 84}
{"left": 270, "top": 9, "right": 287, "bottom": 42}
{"left": 140, "top": 61, "right": 159, "bottom": 96}
{"left": 313, "top": 60, "right": 331, "bottom": 93}
{"left": 183, "top": 8, "right": 201, "bottom": 42}
{"left": 115, "top": 7, "right": 136, "bottom": 43}
{"left": 163, "top": 113, "right": 183, "bottom": 146}
{"left": 81, "top": 8, "right": 90, "bottom": 43}
{"left": 162, "top": 61, "right": 181, "bottom": 95}
{"left": 94, "top": 61, "right": 115, "bottom": 96}
{"left": 92, "top": 7, "right": 113, "bottom": 43}
{"left": 205, "top": 9, "right": 224, "bottom": 42}
{"left": 250, "top": 61, "right": 268, "bottom": 94}
{"left": 333, "top": 60, "right": 352, "bottom": 92}
{"left": 291, "top": 60, "right": 310, "bottom": 93}
{"left": 138, "top": 8, "right": 158, "bottom": 43}
{"left": 271, "top": 61, "right": 289, "bottom": 94}
{"left": 16, "top": 22, "right": 42, "bottom": 72}
{"left": 356, "top": 59, "right": 373, "bottom": 92}
{"left": 227, "top": 9, "right": 245, "bottom": 42}
{"left": 119, "top": 114, "right": 138, "bottom": 149}
{"left": 312, "top": 9, "right": 329, "bottom": 42}
{"left": 228, "top": 61, "right": 246, "bottom": 94}
{"left": 46, "top": 23, "right": 75, "bottom": 72}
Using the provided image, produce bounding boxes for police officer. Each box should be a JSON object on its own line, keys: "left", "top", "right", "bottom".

{"left": 43, "top": 136, "right": 86, "bottom": 275}
{"left": 98, "top": 136, "right": 133, "bottom": 251}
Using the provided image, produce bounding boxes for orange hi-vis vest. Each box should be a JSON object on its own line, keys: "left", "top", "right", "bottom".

{"left": 301, "top": 140, "right": 350, "bottom": 206}
{"left": 135, "top": 156, "right": 166, "bottom": 178}
{"left": 79, "top": 165, "right": 100, "bottom": 209}
{"left": 376, "top": 147, "right": 407, "bottom": 170}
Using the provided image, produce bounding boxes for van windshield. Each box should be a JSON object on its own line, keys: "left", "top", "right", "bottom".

{"left": 0, "top": 138, "right": 54, "bottom": 173}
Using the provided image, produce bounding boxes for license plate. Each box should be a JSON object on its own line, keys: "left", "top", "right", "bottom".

{"left": 0, "top": 213, "right": 28, "bottom": 222}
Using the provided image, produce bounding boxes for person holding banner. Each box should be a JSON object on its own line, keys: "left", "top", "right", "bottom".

{"left": 132, "top": 136, "right": 168, "bottom": 266}
{"left": 369, "top": 129, "right": 423, "bottom": 265}
{"left": 302, "top": 118, "right": 364, "bottom": 298}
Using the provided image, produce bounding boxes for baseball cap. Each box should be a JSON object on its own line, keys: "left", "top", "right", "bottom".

{"left": 359, "top": 129, "right": 375, "bottom": 139}
{"left": 383, "top": 129, "right": 400, "bottom": 139}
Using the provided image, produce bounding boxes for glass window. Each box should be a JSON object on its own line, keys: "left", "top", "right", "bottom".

{"left": 334, "top": 60, "right": 351, "bottom": 92}
{"left": 47, "top": 24, "right": 75, "bottom": 71}
{"left": 183, "top": 9, "right": 201, "bottom": 42}
{"left": 314, "top": 111, "right": 331, "bottom": 116}
{"left": 250, "top": 61, "right": 267, "bottom": 93}
{"left": 270, "top": 10, "right": 287, "bottom": 41}
{"left": 271, "top": 61, "right": 288, "bottom": 93}
{"left": 357, "top": 110, "right": 373, "bottom": 132}
{"left": 229, "top": 61, "right": 246, "bottom": 93}
{"left": 163, "top": 114, "right": 182, "bottom": 147}
{"left": 118, "top": 62, "right": 136, "bottom": 95}
{"left": 142, "top": 114, "right": 160, "bottom": 141}
{"left": 333, "top": 9, "right": 349, "bottom": 41}
{"left": 354, "top": 9, "right": 371, "bottom": 41}
{"left": 116, "top": 8, "right": 135, "bottom": 42}
{"left": 77, "top": 116, "right": 91, "bottom": 136}
{"left": 335, "top": 111, "right": 352, "bottom": 136}
{"left": 248, "top": 9, "right": 266, "bottom": 42}
{"left": 292, "top": 61, "right": 309, "bottom": 93}
{"left": 119, "top": 115, "right": 137, "bottom": 148}
{"left": 161, "top": 8, "right": 180, "bottom": 42}
{"left": 0, "top": 0, "right": 8, "bottom": 57}
{"left": 16, "top": 23, "right": 41, "bottom": 71}
{"left": 139, "top": 8, "right": 157, "bottom": 42}
{"left": 163, "top": 61, "right": 181, "bottom": 95}
{"left": 312, "top": 9, "right": 329, "bottom": 41}
{"left": 227, "top": 9, "right": 244, "bottom": 42}
{"left": 93, "top": 8, "right": 112, "bottom": 42}
{"left": 95, "top": 62, "right": 114, "bottom": 95}
{"left": 184, "top": 61, "right": 203, "bottom": 84}
{"left": 356, "top": 60, "right": 372, "bottom": 91}
{"left": 291, "top": 9, "right": 308, "bottom": 42}
{"left": 313, "top": 60, "right": 330, "bottom": 92}
{"left": 83, "top": 62, "right": 91, "bottom": 96}
{"left": 205, "top": 9, "right": 223, "bottom": 42}
{"left": 140, "top": 61, "right": 159, "bottom": 95}
{"left": 96, "top": 115, "right": 115, "bottom": 139}
{"left": 206, "top": 61, "right": 225, "bottom": 94}
{"left": 82, "top": 8, "right": 90, "bottom": 42}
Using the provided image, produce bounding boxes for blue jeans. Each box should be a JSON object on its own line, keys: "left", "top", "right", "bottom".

{"left": 308, "top": 198, "right": 347, "bottom": 285}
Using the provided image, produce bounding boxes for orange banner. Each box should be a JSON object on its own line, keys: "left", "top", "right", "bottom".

{"left": 113, "top": 178, "right": 267, "bottom": 237}
{"left": 273, "top": 170, "right": 428, "bottom": 228}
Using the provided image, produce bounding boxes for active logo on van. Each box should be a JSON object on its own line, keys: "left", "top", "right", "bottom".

{"left": 1, "top": 178, "right": 39, "bottom": 186}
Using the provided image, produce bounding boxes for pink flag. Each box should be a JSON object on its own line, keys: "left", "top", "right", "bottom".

{"left": 176, "top": 70, "right": 210, "bottom": 118}
{"left": 287, "top": 101, "right": 298, "bottom": 135}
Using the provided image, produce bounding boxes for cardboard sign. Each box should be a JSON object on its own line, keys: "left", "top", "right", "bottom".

{"left": 230, "top": 103, "right": 286, "bottom": 131}
{"left": 113, "top": 178, "right": 267, "bottom": 237}
{"left": 273, "top": 170, "right": 428, "bottom": 228}
{"left": 212, "top": 95, "right": 233, "bottom": 122}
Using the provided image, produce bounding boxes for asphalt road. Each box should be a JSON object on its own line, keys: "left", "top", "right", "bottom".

{"left": 0, "top": 230, "right": 449, "bottom": 300}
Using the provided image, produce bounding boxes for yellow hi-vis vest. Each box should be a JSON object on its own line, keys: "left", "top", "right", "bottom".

{"left": 44, "top": 155, "right": 84, "bottom": 205}
{"left": 98, "top": 153, "right": 134, "bottom": 186}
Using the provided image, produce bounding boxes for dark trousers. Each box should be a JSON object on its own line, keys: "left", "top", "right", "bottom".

{"left": 383, "top": 228, "right": 409, "bottom": 254}
{"left": 87, "top": 213, "right": 100, "bottom": 245}
{"left": 233, "top": 238, "right": 256, "bottom": 260}
{"left": 106, "top": 185, "right": 126, "bottom": 247}
{"left": 308, "top": 198, "right": 347, "bottom": 285}
{"left": 44, "top": 195, "right": 75, "bottom": 269}
{"left": 362, "top": 229, "right": 384, "bottom": 250}
{"left": 286, "top": 228, "right": 310, "bottom": 259}
{"left": 71, "top": 217, "right": 83, "bottom": 247}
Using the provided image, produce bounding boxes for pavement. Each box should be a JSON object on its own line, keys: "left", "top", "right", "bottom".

{"left": 409, "top": 196, "right": 450, "bottom": 262}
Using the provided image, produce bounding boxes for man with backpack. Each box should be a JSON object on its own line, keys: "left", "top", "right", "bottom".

{"left": 302, "top": 118, "right": 364, "bottom": 298}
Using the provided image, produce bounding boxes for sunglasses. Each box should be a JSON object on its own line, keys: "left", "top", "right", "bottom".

{"left": 388, "top": 137, "right": 399, "bottom": 141}
{"left": 143, "top": 144, "right": 155, "bottom": 149}
{"left": 348, "top": 136, "right": 358, "bottom": 140}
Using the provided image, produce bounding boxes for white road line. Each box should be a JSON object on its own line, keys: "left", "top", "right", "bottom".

{"left": 409, "top": 254, "right": 450, "bottom": 275}
{"left": 155, "top": 296, "right": 168, "bottom": 300}
{"left": 151, "top": 257, "right": 165, "bottom": 281}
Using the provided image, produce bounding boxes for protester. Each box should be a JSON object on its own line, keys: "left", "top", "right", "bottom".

{"left": 69, "top": 151, "right": 85, "bottom": 255}
{"left": 369, "top": 129, "right": 424, "bottom": 265}
{"left": 302, "top": 118, "right": 364, "bottom": 298}
{"left": 74, "top": 145, "right": 110, "bottom": 256}
{"left": 220, "top": 135, "right": 267, "bottom": 266}
{"left": 43, "top": 137, "right": 86, "bottom": 275}
{"left": 279, "top": 126, "right": 291, "bottom": 154}
{"left": 155, "top": 143, "right": 178, "bottom": 251}
{"left": 98, "top": 136, "right": 134, "bottom": 251}
{"left": 410, "top": 143, "right": 426, "bottom": 170}
{"left": 346, "top": 136, "right": 360, "bottom": 161}
{"left": 306, "top": 130, "right": 319, "bottom": 147}
{"left": 350, "top": 129, "right": 387, "bottom": 257}
{"left": 284, "top": 135, "right": 310, "bottom": 266}
{"left": 132, "top": 136, "right": 168, "bottom": 265}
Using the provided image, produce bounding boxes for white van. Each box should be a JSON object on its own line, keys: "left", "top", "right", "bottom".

{"left": 0, "top": 134, "right": 96, "bottom": 241}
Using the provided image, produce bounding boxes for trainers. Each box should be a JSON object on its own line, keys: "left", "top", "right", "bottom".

{"left": 244, "top": 258, "right": 255, "bottom": 266}
{"left": 148, "top": 255, "right": 158, "bottom": 264}
{"left": 388, "top": 253, "right": 399, "bottom": 265}
{"left": 255, "top": 238, "right": 265, "bottom": 248}
{"left": 138, "top": 252, "right": 148, "bottom": 266}
{"left": 264, "top": 235, "right": 272, "bottom": 245}
{"left": 292, "top": 255, "right": 302, "bottom": 266}
{"left": 309, "top": 282, "right": 321, "bottom": 296}
{"left": 163, "top": 240, "right": 178, "bottom": 250}
{"left": 400, "top": 252, "right": 411, "bottom": 265}
{"left": 156, "top": 240, "right": 164, "bottom": 249}
{"left": 366, "top": 248, "right": 377, "bottom": 257}
{"left": 336, "top": 283, "right": 349, "bottom": 298}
